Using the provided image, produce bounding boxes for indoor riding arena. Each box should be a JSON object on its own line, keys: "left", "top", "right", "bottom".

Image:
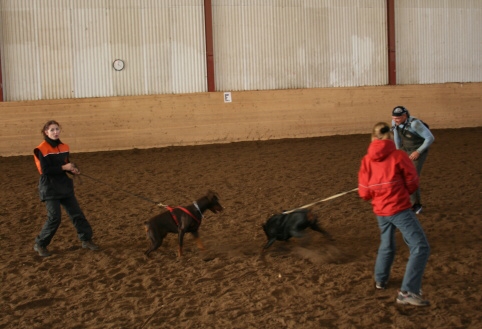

{"left": 1, "top": 1, "right": 481, "bottom": 329}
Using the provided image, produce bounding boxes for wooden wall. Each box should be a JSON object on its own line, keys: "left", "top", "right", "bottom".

{"left": 1, "top": 83, "right": 481, "bottom": 157}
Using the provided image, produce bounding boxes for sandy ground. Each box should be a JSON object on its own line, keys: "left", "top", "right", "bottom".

{"left": 1, "top": 127, "right": 481, "bottom": 329}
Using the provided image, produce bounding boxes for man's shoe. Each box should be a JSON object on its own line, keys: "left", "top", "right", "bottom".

{"left": 82, "top": 240, "right": 99, "bottom": 250}
{"left": 412, "top": 204, "right": 423, "bottom": 214}
{"left": 375, "top": 281, "right": 387, "bottom": 290}
{"left": 34, "top": 243, "right": 51, "bottom": 257}
{"left": 396, "top": 291, "right": 430, "bottom": 306}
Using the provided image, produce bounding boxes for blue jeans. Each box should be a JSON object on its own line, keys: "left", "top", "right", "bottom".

{"left": 374, "top": 209, "right": 430, "bottom": 294}
{"left": 410, "top": 149, "right": 429, "bottom": 205}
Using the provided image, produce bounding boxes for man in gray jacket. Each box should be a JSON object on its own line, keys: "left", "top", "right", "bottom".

{"left": 391, "top": 106, "right": 435, "bottom": 215}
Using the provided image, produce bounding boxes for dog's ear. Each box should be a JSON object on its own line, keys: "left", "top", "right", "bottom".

{"left": 207, "top": 190, "right": 219, "bottom": 201}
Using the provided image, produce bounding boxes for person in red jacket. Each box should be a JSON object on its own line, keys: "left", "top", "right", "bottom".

{"left": 358, "top": 122, "right": 430, "bottom": 306}
{"left": 33, "top": 120, "right": 99, "bottom": 257}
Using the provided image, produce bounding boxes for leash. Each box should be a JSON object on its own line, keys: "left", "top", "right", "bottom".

{"left": 79, "top": 172, "right": 168, "bottom": 208}
{"left": 282, "top": 188, "right": 359, "bottom": 214}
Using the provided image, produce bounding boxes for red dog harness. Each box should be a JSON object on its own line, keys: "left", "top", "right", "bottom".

{"left": 166, "top": 206, "right": 201, "bottom": 227}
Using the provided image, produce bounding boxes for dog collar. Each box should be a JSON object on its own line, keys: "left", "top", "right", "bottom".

{"left": 193, "top": 201, "right": 203, "bottom": 219}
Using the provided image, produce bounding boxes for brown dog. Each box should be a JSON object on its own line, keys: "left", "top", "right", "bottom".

{"left": 144, "top": 190, "right": 223, "bottom": 257}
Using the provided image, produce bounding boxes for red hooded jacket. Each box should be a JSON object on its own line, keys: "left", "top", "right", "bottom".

{"left": 358, "top": 139, "right": 419, "bottom": 216}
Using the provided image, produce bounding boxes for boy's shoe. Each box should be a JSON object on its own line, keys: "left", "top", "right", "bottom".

{"left": 412, "top": 204, "right": 423, "bottom": 214}
{"left": 375, "top": 281, "right": 387, "bottom": 290}
{"left": 396, "top": 291, "right": 430, "bottom": 306}
{"left": 82, "top": 240, "right": 100, "bottom": 250}
{"left": 34, "top": 243, "right": 51, "bottom": 257}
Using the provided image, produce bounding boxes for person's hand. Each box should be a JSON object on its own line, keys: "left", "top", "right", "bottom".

{"left": 62, "top": 163, "right": 80, "bottom": 174}
{"left": 71, "top": 166, "right": 80, "bottom": 175}
{"left": 70, "top": 163, "right": 80, "bottom": 175}
{"left": 409, "top": 151, "right": 420, "bottom": 161}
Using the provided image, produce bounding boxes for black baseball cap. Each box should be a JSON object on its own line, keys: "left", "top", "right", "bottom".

{"left": 392, "top": 106, "right": 408, "bottom": 116}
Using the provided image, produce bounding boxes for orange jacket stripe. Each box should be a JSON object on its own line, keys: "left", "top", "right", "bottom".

{"left": 34, "top": 142, "right": 70, "bottom": 174}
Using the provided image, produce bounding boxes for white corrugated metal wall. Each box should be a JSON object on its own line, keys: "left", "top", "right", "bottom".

{"left": 0, "top": 0, "right": 207, "bottom": 101}
{"left": 0, "top": 0, "right": 481, "bottom": 101}
{"left": 212, "top": 0, "right": 388, "bottom": 91}
{"left": 396, "top": 0, "right": 482, "bottom": 84}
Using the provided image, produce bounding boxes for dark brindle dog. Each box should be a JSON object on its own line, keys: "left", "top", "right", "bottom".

{"left": 144, "top": 190, "right": 223, "bottom": 257}
{"left": 262, "top": 208, "right": 332, "bottom": 250}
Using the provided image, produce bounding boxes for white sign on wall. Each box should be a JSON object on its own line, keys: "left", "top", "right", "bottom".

{"left": 224, "top": 92, "right": 232, "bottom": 103}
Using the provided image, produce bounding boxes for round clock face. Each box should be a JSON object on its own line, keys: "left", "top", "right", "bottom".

{"left": 113, "top": 59, "right": 125, "bottom": 71}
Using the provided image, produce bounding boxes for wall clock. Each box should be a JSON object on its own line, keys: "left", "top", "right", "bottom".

{"left": 113, "top": 59, "right": 125, "bottom": 71}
